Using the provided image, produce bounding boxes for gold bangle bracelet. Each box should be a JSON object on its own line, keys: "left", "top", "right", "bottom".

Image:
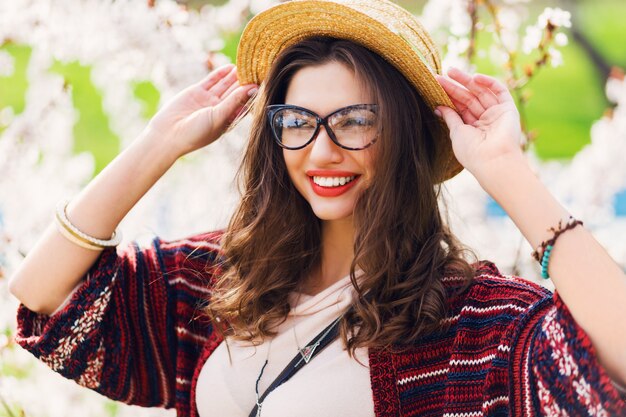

{"left": 54, "top": 218, "right": 105, "bottom": 251}
{"left": 54, "top": 200, "right": 123, "bottom": 249}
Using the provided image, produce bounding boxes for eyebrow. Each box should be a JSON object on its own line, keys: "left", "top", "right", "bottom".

{"left": 282, "top": 103, "right": 375, "bottom": 118}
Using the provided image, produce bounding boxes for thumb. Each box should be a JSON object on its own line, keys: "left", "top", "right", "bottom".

{"left": 435, "top": 106, "right": 464, "bottom": 133}
{"left": 213, "top": 84, "right": 258, "bottom": 129}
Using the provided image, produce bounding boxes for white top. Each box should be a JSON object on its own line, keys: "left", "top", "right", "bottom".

{"left": 196, "top": 274, "right": 375, "bottom": 416}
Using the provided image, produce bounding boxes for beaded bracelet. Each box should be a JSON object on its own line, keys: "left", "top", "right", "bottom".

{"left": 531, "top": 215, "right": 583, "bottom": 279}
{"left": 54, "top": 200, "right": 122, "bottom": 250}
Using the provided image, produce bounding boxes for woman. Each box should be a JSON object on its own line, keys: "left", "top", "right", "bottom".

{"left": 9, "top": 0, "right": 626, "bottom": 416}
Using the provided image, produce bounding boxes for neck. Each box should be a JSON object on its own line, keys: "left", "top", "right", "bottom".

{"left": 303, "top": 216, "right": 356, "bottom": 295}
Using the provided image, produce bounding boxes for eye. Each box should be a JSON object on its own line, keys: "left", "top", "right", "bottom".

{"left": 334, "top": 111, "right": 376, "bottom": 129}
{"left": 279, "top": 111, "right": 315, "bottom": 129}
{"left": 340, "top": 117, "right": 372, "bottom": 127}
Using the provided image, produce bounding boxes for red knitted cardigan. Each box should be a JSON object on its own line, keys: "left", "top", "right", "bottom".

{"left": 14, "top": 231, "right": 626, "bottom": 416}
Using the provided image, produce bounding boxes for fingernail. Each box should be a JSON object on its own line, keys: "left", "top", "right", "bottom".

{"left": 247, "top": 87, "right": 258, "bottom": 97}
{"left": 434, "top": 109, "right": 442, "bottom": 117}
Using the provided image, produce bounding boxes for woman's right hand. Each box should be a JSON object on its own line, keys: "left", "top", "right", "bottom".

{"left": 143, "top": 64, "right": 258, "bottom": 159}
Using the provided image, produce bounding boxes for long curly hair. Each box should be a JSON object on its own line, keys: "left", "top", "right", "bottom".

{"left": 207, "top": 36, "right": 477, "bottom": 354}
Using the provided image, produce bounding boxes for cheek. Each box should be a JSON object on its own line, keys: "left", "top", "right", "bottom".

{"left": 282, "top": 149, "right": 294, "bottom": 177}
{"left": 360, "top": 149, "right": 376, "bottom": 185}
{"left": 282, "top": 149, "right": 304, "bottom": 186}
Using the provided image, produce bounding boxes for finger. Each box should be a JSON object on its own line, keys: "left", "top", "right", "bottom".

{"left": 212, "top": 84, "right": 258, "bottom": 129}
{"left": 435, "top": 106, "right": 465, "bottom": 133}
{"left": 473, "top": 74, "right": 514, "bottom": 103}
{"left": 450, "top": 101, "right": 479, "bottom": 125}
{"left": 438, "top": 76, "right": 481, "bottom": 124}
{"left": 220, "top": 79, "right": 240, "bottom": 100}
{"left": 437, "top": 75, "right": 485, "bottom": 121}
{"left": 199, "top": 64, "right": 235, "bottom": 90}
{"left": 445, "top": 94, "right": 479, "bottom": 125}
{"left": 447, "top": 68, "right": 499, "bottom": 109}
{"left": 208, "top": 66, "right": 239, "bottom": 97}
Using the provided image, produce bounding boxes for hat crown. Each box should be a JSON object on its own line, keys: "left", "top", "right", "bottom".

{"left": 305, "top": 0, "right": 442, "bottom": 74}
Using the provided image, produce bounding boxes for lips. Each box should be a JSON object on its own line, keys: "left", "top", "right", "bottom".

{"left": 306, "top": 170, "right": 361, "bottom": 197}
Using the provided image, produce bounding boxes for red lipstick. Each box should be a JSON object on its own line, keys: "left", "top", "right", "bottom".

{"left": 306, "top": 170, "right": 361, "bottom": 197}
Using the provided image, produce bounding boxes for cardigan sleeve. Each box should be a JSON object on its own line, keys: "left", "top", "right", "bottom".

{"left": 14, "top": 230, "right": 224, "bottom": 410}
{"left": 515, "top": 291, "right": 626, "bottom": 415}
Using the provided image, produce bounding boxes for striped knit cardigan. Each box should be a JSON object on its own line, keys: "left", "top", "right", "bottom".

{"left": 15, "top": 231, "right": 626, "bottom": 416}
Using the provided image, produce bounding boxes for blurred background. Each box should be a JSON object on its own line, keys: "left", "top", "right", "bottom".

{"left": 1, "top": 0, "right": 625, "bottom": 416}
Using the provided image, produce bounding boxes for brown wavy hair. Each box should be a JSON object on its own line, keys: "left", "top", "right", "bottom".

{"left": 207, "top": 36, "right": 477, "bottom": 354}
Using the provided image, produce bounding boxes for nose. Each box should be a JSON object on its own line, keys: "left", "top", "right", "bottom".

{"left": 308, "top": 124, "right": 344, "bottom": 165}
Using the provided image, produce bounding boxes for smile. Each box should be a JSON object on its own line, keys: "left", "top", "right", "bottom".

{"left": 312, "top": 176, "right": 357, "bottom": 187}
{"left": 307, "top": 174, "right": 361, "bottom": 197}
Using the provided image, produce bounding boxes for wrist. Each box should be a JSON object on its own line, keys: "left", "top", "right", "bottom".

{"left": 473, "top": 153, "right": 533, "bottom": 194}
{"left": 136, "top": 128, "right": 183, "bottom": 166}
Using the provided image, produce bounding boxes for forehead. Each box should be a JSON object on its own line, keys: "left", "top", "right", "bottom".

{"left": 284, "top": 61, "right": 373, "bottom": 115}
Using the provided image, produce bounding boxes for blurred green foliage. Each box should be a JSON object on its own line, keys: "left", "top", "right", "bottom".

{"left": 578, "top": 0, "right": 626, "bottom": 66}
{"left": 49, "top": 61, "right": 121, "bottom": 177}
{"left": 133, "top": 80, "right": 161, "bottom": 120}
{"left": 0, "top": 44, "right": 30, "bottom": 137}
{"left": 510, "top": 0, "right": 626, "bottom": 159}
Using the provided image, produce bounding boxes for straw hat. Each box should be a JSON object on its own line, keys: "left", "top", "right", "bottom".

{"left": 236, "top": 0, "right": 463, "bottom": 182}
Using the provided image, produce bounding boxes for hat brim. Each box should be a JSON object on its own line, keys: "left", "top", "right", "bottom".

{"left": 236, "top": 0, "right": 463, "bottom": 182}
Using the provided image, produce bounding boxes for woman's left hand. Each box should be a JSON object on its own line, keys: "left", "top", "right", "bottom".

{"left": 435, "top": 68, "right": 526, "bottom": 180}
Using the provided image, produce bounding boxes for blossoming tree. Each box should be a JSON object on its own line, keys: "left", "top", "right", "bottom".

{"left": 0, "top": 0, "right": 624, "bottom": 415}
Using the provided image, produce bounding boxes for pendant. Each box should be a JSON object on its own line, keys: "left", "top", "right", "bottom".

{"left": 299, "top": 341, "right": 319, "bottom": 364}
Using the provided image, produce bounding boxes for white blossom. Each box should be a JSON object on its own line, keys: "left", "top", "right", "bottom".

{"left": 522, "top": 25, "right": 543, "bottom": 54}
{"left": 450, "top": 0, "right": 473, "bottom": 37}
{"left": 447, "top": 36, "right": 471, "bottom": 56}
{"left": 420, "top": 0, "right": 456, "bottom": 33}
{"left": 548, "top": 47, "right": 564, "bottom": 67}
{"left": 538, "top": 7, "right": 572, "bottom": 29}
{"left": 0, "top": 106, "right": 15, "bottom": 127}
{"left": 1, "top": 0, "right": 625, "bottom": 415}
{"left": 554, "top": 32, "right": 569, "bottom": 47}
{"left": 488, "top": 45, "right": 509, "bottom": 66}
{"left": 0, "top": 49, "right": 15, "bottom": 76}
{"left": 606, "top": 74, "right": 626, "bottom": 104}
{"left": 497, "top": 7, "right": 523, "bottom": 33}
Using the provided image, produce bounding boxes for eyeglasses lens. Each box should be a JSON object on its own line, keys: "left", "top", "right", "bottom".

{"left": 273, "top": 107, "right": 377, "bottom": 149}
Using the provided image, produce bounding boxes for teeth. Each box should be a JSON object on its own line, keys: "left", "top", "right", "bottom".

{"left": 312, "top": 175, "right": 356, "bottom": 187}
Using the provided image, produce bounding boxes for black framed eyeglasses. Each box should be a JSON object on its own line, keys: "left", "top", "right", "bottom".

{"left": 266, "top": 103, "right": 379, "bottom": 151}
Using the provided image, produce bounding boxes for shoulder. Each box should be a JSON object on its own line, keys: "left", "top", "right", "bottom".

{"left": 149, "top": 229, "right": 226, "bottom": 283}
{"left": 153, "top": 229, "right": 225, "bottom": 261}
{"left": 154, "top": 229, "right": 224, "bottom": 252}
{"left": 442, "top": 260, "right": 554, "bottom": 327}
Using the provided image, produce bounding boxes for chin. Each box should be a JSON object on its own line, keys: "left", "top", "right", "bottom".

{"left": 308, "top": 201, "right": 356, "bottom": 222}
